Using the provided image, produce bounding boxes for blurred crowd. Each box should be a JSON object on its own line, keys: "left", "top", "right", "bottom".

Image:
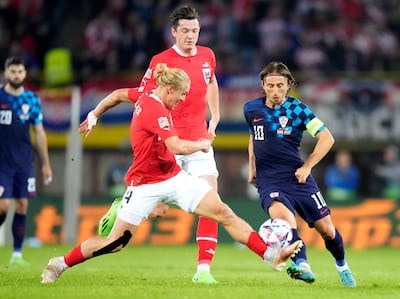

{"left": 1, "top": 0, "right": 400, "bottom": 85}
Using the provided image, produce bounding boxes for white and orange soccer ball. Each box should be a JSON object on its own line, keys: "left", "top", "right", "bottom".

{"left": 258, "top": 218, "right": 293, "bottom": 248}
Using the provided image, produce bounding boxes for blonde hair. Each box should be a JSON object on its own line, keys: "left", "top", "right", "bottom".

{"left": 153, "top": 63, "right": 190, "bottom": 90}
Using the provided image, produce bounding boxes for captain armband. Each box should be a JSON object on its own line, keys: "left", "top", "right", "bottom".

{"left": 306, "top": 118, "right": 325, "bottom": 137}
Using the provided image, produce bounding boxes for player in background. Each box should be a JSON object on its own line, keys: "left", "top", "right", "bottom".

{"left": 98, "top": 5, "right": 220, "bottom": 284}
{"left": 41, "top": 63, "right": 303, "bottom": 284}
{"left": 243, "top": 61, "right": 356, "bottom": 287}
{"left": 0, "top": 56, "right": 52, "bottom": 265}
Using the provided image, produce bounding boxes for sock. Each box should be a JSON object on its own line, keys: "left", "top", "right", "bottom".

{"left": 290, "top": 229, "right": 308, "bottom": 264}
{"left": 196, "top": 216, "right": 218, "bottom": 271}
{"left": 246, "top": 231, "right": 268, "bottom": 258}
{"left": 12, "top": 213, "right": 26, "bottom": 256}
{"left": 324, "top": 229, "right": 346, "bottom": 266}
{"left": 0, "top": 213, "right": 6, "bottom": 226}
{"left": 64, "top": 244, "right": 86, "bottom": 267}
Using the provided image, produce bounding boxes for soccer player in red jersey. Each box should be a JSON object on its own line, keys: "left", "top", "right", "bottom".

{"left": 98, "top": 5, "right": 221, "bottom": 283}
{"left": 41, "top": 63, "right": 302, "bottom": 284}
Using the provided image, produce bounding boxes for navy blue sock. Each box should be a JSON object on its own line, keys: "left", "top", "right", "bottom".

{"left": 291, "top": 228, "right": 307, "bottom": 264}
{"left": 0, "top": 213, "right": 6, "bottom": 226}
{"left": 324, "top": 229, "right": 346, "bottom": 266}
{"left": 12, "top": 213, "right": 26, "bottom": 253}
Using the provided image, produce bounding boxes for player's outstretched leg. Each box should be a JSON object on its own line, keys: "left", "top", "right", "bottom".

{"left": 98, "top": 197, "right": 122, "bottom": 236}
{"left": 41, "top": 257, "right": 68, "bottom": 283}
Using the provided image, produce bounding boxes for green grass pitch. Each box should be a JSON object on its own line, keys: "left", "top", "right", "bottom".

{"left": 0, "top": 244, "right": 399, "bottom": 299}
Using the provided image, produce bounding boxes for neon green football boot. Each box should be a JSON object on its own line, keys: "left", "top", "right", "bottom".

{"left": 192, "top": 271, "right": 219, "bottom": 284}
{"left": 98, "top": 197, "right": 122, "bottom": 236}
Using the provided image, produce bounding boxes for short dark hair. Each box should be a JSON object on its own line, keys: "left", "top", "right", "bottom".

{"left": 169, "top": 5, "right": 200, "bottom": 29}
{"left": 259, "top": 61, "right": 296, "bottom": 87}
{"left": 5, "top": 56, "right": 25, "bottom": 69}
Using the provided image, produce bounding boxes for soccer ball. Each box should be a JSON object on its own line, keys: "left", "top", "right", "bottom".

{"left": 258, "top": 218, "right": 293, "bottom": 248}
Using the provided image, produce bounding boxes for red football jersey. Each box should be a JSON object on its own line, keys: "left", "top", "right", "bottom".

{"left": 125, "top": 93, "right": 180, "bottom": 186}
{"left": 128, "top": 45, "right": 216, "bottom": 140}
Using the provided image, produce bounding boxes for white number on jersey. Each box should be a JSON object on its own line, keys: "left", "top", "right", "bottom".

{"left": 0, "top": 110, "right": 12, "bottom": 125}
{"left": 253, "top": 125, "right": 264, "bottom": 140}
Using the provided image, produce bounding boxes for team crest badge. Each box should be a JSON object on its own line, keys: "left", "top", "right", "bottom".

{"left": 20, "top": 103, "right": 30, "bottom": 120}
{"left": 277, "top": 116, "right": 291, "bottom": 135}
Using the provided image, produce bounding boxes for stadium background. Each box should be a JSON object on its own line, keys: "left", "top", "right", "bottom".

{"left": 0, "top": 0, "right": 399, "bottom": 247}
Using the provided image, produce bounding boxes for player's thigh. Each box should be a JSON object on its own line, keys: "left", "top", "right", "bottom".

{"left": 14, "top": 168, "right": 36, "bottom": 198}
{"left": 0, "top": 167, "right": 15, "bottom": 199}
{"left": 294, "top": 183, "right": 331, "bottom": 226}
{"left": 168, "top": 171, "right": 213, "bottom": 213}
{"left": 175, "top": 147, "right": 219, "bottom": 177}
{"left": 118, "top": 184, "right": 166, "bottom": 225}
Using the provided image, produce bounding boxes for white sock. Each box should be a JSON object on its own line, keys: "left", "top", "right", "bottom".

{"left": 12, "top": 251, "right": 22, "bottom": 258}
{"left": 197, "top": 263, "right": 210, "bottom": 273}
{"left": 336, "top": 263, "right": 349, "bottom": 272}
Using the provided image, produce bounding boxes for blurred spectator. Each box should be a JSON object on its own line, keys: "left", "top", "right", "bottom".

{"left": 374, "top": 145, "right": 400, "bottom": 200}
{"left": 80, "top": 8, "right": 122, "bottom": 79}
{"left": 324, "top": 150, "right": 360, "bottom": 202}
{"left": 1, "top": 0, "right": 400, "bottom": 82}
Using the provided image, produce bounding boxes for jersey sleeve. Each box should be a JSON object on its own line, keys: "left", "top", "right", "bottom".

{"left": 137, "top": 58, "right": 159, "bottom": 96}
{"left": 127, "top": 87, "right": 140, "bottom": 103}
{"left": 30, "top": 92, "right": 44, "bottom": 125}
{"left": 299, "top": 103, "right": 326, "bottom": 137}
{"left": 243, "top": 103, "right": 255, "bottom": 135}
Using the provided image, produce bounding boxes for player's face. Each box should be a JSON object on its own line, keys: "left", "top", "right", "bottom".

{"left": 165, "top": 84, "right": 190, "bottom": 110}
{"left": 171, "top": 19, "right": 200, "bottom": 55}
{"left": 262, "top": 75, "right": 290, "bottom": 108}
{"left": 5, "top": 64, "right": 26, "bottom": 89}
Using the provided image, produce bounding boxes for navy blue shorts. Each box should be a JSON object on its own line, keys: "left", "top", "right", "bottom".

{"left": 258, "top": 177, "right": 330, "bottom": 227}
{"left": 0, "top": 166, "right": 36, "bottom": 199}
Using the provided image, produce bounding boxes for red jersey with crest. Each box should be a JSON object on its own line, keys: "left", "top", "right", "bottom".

{"left": 125, "top": 93, "right": 180, "bottom": 186}
{"left": 128, "top": 45, "right": 216, "bottom": 140}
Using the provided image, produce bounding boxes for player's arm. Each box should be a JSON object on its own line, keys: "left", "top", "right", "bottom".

{"left": 247, "top": 135, "right": 257, "bottom": 187}
{"left": 164, "top": 136, "right": 211, "bottom": 155}
{"left": 79, "top": 88, "right": 132, "bottom": 137}
{"left": 207, "top": 74, "right": 220, "bottom": 142}
{"left": 33, "top": 123, "right": 53, "bottom": 185}
{"left": 295, "top": 127, "right": 335, "bottom": 183}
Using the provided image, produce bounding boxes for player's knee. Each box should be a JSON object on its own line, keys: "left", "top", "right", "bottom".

{"left": 93, "top": 230, "right": 132, "bottom": 257}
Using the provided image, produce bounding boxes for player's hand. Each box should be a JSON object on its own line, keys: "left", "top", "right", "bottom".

{"left": 42, "top": 164, "right": 53, "bottom": 185}
{"left": 79, "top": 110, "right": 98, "bottom": 138}
{"left": 198, "top": 138, "right": 211, "bottom": 153}
{"left": 295, "top": 165, "right": 311, "bottom": 183}
{"left": 208, "top": 119, "right": 218, "bottom": 143}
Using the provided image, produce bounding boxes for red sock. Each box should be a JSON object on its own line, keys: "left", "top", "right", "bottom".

{"left": 64, "top": 244, "right": 86, "bottom": 267}
{"left": 196, "top": 216, "right": 218, "bottom": 265}
{"left": 246, "top": 231, "right": 268, "bottom": 258}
